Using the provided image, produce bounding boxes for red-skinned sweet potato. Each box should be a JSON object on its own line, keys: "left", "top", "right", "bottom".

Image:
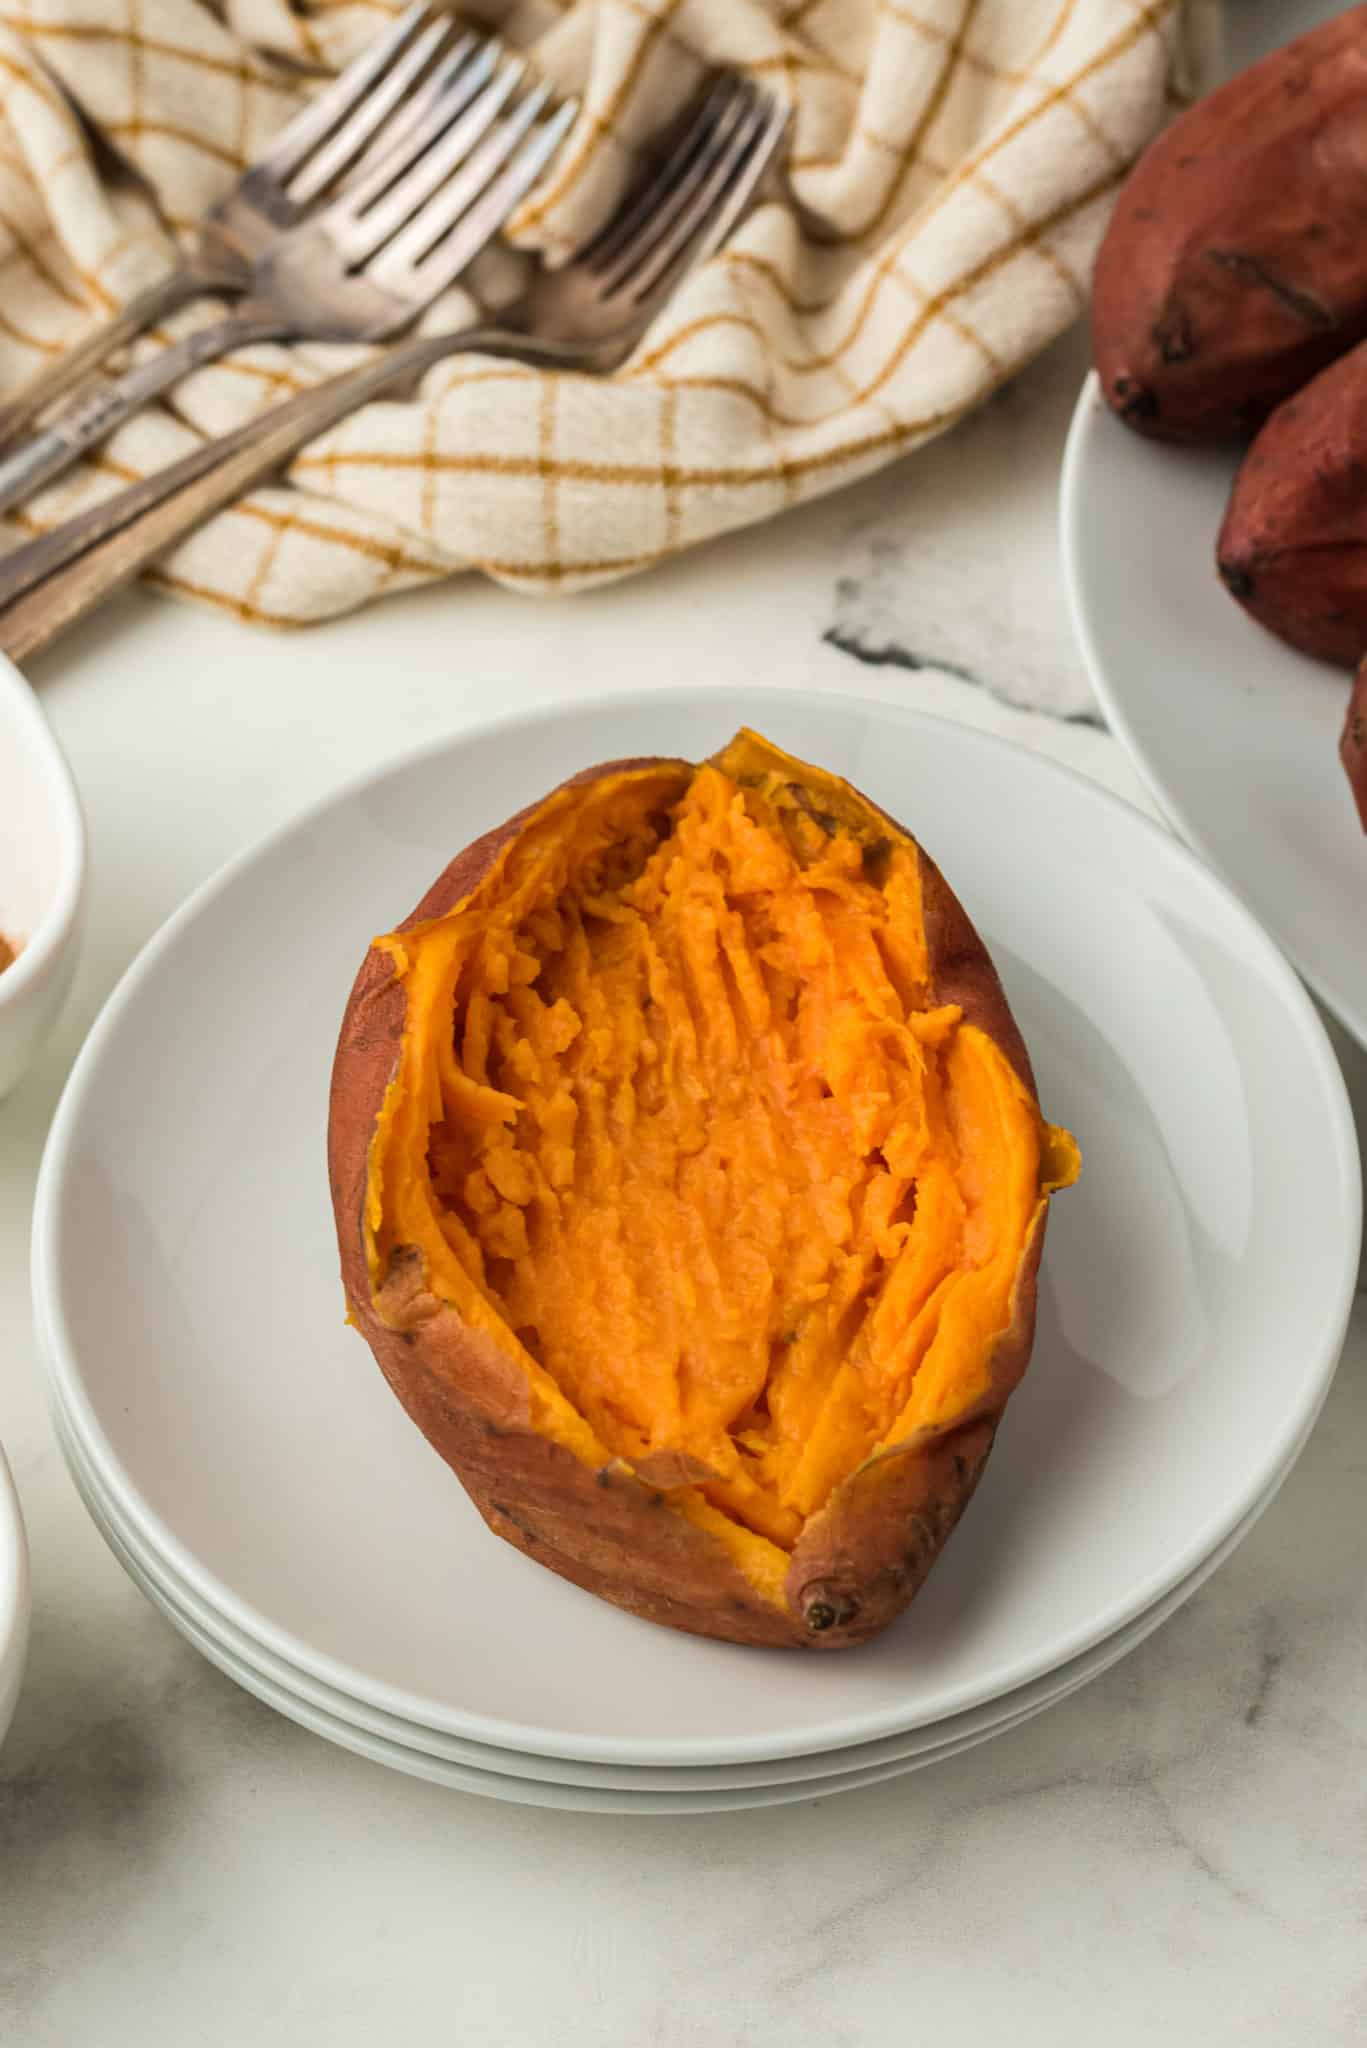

{"left": 1217, "top": 337, "right": 1367, "bottom": 667}
{"left": 328, "top": 731, "right": 1079, "bottom": 1649}
{"left": 1093, "top": 7, "right": 1367, "bottom": 444}
{"left": 1342, "top": 658, "right": 1367, "bottom": 832}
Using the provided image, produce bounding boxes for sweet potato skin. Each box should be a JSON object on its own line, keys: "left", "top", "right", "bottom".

{"left": 1216, "top": 340, "right": 1367, "bottom": 667}
{"left": 1092, "top": 8, "right": 1367, "bottom": 445}
{"left": 328, "top": 756, "right": 1049, "bottom": 1649}
{"left": 1342, "top": 658, "right": 1367, "bottom": 832}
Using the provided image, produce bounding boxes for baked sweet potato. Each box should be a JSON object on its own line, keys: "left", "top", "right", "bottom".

{"left": 1342, "top": 658, "right": 1367, "bottom": 832}
{"left": 1093, "top": 7, "right": 1367, "bottom": 444}
{"left": 1217, "top": 338, "right": 1367, "bottom": 667}
{"left": 328, "top": 730, "right": 1079, "bottom": 1649}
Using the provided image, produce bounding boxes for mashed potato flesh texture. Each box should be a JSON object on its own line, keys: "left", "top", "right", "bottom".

{"left": 369, "top": 736, "right": 1076, "bottom": 1569}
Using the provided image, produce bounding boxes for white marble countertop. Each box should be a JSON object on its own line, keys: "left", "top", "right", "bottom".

{"left": 4, "top": 316, "right": 1367, "bottom": 2046}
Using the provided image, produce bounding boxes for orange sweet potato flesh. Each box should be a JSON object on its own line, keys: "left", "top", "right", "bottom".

{"left": 328, "top": 732, "right": 1079, "bottom": 1649}
{"left": 1093, "top": 7, "right": 1367, "bottom": 444}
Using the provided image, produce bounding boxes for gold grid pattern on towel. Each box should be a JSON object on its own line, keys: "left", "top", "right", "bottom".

{"left": 0, "top": 0, "right": 1205, "bottom": 623}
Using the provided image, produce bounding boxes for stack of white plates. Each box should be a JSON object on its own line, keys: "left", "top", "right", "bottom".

{"left": 0, "top": 1446, "right": 28, "bottom": 1751}
{"left": 32, "top": 692, "right": 1360, "bottom": 1813}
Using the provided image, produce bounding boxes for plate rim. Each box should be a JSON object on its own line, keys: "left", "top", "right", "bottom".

{"left": 49, "top": 1375, "right": 1309, "bottom": 1792}
{"left": 1059, "top": 367, "right": 1367, "bottom": 1053}
{"left": 0, "top": 1442, "right": 30, "bottom": 1745}
{"left": 54, "top": 1428, "right": 1148, "bottom": 1816}
{"left": 30, "top": 684, "right": 1363, "bottom": 1764}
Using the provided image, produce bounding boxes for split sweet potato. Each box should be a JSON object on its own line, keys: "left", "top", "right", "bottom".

{"left": 1093, "top": 7, "right": 1367, "bottom": 443}
{"left": 328, "top": 730, "right": 1079, "bottom": 1649}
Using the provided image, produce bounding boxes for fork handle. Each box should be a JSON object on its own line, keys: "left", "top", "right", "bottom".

{"left": 0, "top": 267, "right": 217, "bottom": 456}
{"left": 0, "top": 324, "right": 539, "bottom": 657}
{"left": 0, "top": 306, "right": 294, "bottom": 518}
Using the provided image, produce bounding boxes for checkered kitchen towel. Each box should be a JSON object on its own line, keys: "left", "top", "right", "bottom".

{"left": 0, "top": 1, "right": 1212, "bottom": 626}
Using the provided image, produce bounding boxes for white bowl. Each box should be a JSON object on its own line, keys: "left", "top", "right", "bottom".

{"left": 0, "top": 654, "right": 85, "bottom": 1097}
{"left": 0, "top": 1446, "right": 29, "bottom": 1747}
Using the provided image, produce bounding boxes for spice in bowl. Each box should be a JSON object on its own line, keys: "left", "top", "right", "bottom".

{"left": 0, "top": 934, "right": 15, "bottom": 975}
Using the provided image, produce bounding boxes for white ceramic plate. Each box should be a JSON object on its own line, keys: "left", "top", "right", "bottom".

{"left": 1061, "top": 372, "right": 1367, "bottom": 1049}
{"left": 0, "top": 1443, "right": 30, "bottom": 1748}
{"left": 85, "top": 1494, "right": 1089, "bottom": 1815}
{"left": 64, "top": 1404, "right": 1287, "bottom": 1817}
{"left": 55, "top": 1402, "right": 1089, "bottom": 1811}
{"left": 32, "top": 689, "right": 1360, "bottom": 1767}
{"left": 52, "top": 1385, "right": 1300, "bottom": 1798}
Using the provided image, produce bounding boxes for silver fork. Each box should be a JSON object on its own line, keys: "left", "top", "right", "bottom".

{"left": 0, "top": 76, "right": 788, "bottom": 657}
{"left": 0, "top": 48, "right": 575, "bottom": 517}
{"left": 0, "top": 2, "right": 472, "bottom": 455}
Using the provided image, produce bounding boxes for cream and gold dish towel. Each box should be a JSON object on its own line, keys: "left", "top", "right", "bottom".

{"left": 0, "top": 1, "right": 1211, "bottom": 624}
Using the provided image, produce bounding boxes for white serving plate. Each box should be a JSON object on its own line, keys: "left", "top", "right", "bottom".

{"left": 52, "top": 1387, "right": 1300, "bottom": 1799}
{"left": 64, "top": 1406, "right": 1296, "bottom": 1816}
{"left": 32, "top": 688, "right": 1360, "bottom": 1767}
{"left": 56, "top": 1404, "right": 1087, "bottom": 1812}
{"left": 0, "top": 654, "right": 85, "bottom": 1097}
{"left": 0, "top": 1444, "right": 30, "bottom": 1748}
{"left": 89, "top": 1508, "right": 1084, "bottom": 1814}
{"left": 1061, "top": 371, "right": 1367, "bottom": 1050}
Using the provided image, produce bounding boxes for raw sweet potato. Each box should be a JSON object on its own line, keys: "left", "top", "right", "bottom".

{"left": 1093, "top": 7, "right": 1367, "bottom": 444}
{"left": 328, "top": 730, "right": 1079, "bottom": 1649}
{"left": 1217, "top": 337, "right": 1367, "bottom": 667}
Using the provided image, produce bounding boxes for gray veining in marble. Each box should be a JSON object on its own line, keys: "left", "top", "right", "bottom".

{"left": 818, "top": 329, "right": 1102, "bottom": 728}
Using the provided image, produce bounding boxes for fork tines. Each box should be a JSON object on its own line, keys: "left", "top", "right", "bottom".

{"left": 413, "top": 89, "right": 579, "bottom": 294}
{"left": 318, "top": 45, "right": 514, "bottom": 266}
{"left": 257, "top": 4, "right": 476, "bottom": 207}
{"left": 256, "top": 10, "right": 580, "bottom": 302}
{"left": 318, "top": 53, "right": 579, "bottom": 298}
{"left": 584, "top": 77, "right": 789, "bottom": 304}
